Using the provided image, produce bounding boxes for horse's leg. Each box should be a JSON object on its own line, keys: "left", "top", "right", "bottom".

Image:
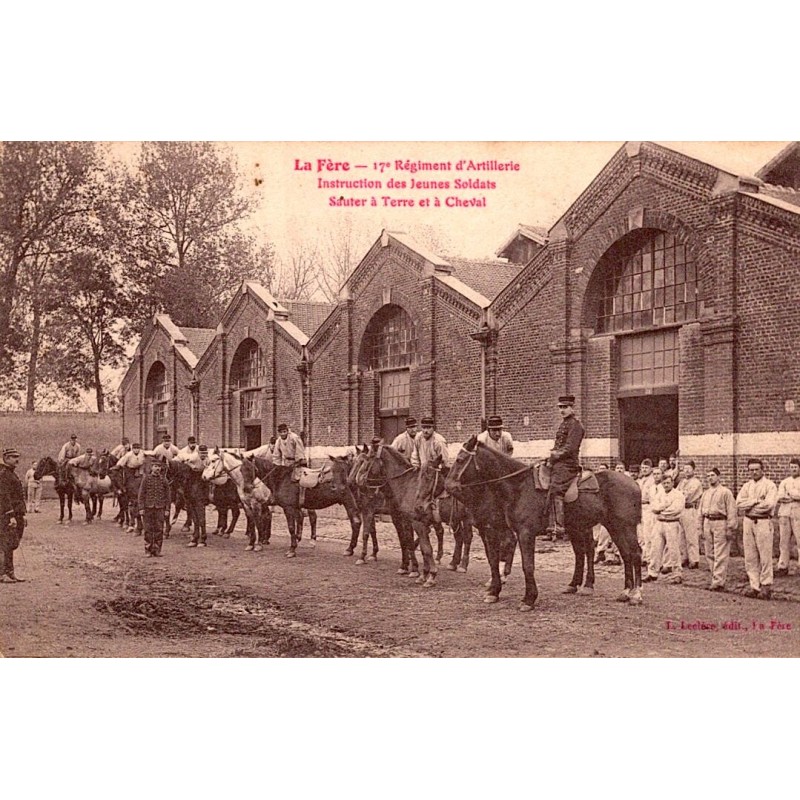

{"left": 618, "top": 524, "right": 643, "bottom": 605}
{"left": 584, "top": 526, "right": 596, "bottom": 591}
{"left": 284, "top": 507, "right": 298, "bottom": 557}
{"left": 356, "top": 508, "right": 370, "bottom": 565}
{"left": 433, "top": 521, "right": 444, "bottom": 564}
{"left": 97, "top": 495, "right": 104, "bottom": 520}
{"left": 501, "top": 529, "right": 516, "bottom": 582}
{"left": 565, "top": 524, "right": 583, "bottom": 594}
{"left": 516, "top": 527, "right": 539, "bottom": 612}
{"left": 482, "top": 526, "right": 503, "bottom": 602}
{"left": 309, "top": 509, "right": 317, "bottom": 542}
{"left": 449, "top": 518, "right": 463, "bottom": 571}
{"left": 58, "top": 492, "right": 65, "bottom": 524}
{"left": 461, "top": 523, "right": 473, "bottom": 572}
{"left": 224, "top": 505, "right": 239, "bottom": 538}
{"left": 414, "top": 522, "right": 437, "bottom": 586}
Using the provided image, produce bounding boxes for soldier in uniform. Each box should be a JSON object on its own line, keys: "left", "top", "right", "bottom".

{"left": 477, "top": 415, "right": 514, "bottom": 455}
{"left": 547, "top": 395, "right": 584, "bottom": 538}
{"left": 272, "top": 423, "right": 306, "bottom": 466}
{"left": 737, "top": 458, "right": 778, "bottom": 599}
{"left": 137, "top": 460, "right": 171, "bottom": 557}
{"left": 0, "top": 447, "right": 27, "bottom": 583}
{"left": 677, "top": 460, "right": 703, "bottom": 568}
{"left": 58, "top": 434, "right": 81, "bottom": 464}
{"left": 391, "top": 417, "right": 419, "bottom": 459}
{"left": 775, "top": 458, "right": 800, "bottom": 577}
{"left": 152, "top": 433, "right": 179, "bottom": 462}
{"left": 411, "top": 417, "right": 449, "bottom": 468}
{"left": 110, "top": 436, "right": 131, "bottom": 461}
{"left": 68, "top": 447, "right": 96, "bottom": 472}
{"left": 698, "top": 467, "right": 737, "bottom": 591}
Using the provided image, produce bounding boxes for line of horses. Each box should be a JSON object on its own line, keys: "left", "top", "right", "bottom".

{"left": 33, "top": 437, "right": 643, "bottom": 611}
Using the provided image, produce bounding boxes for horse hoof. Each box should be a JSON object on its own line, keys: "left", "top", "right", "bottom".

{"left": 436, "top": 558, "right": 441, "bottom": 565}
{"left": 500, "top": 574, "right": 509, "bottom": 584}
{"left": 355, "top": 558, "right": 365, "bottom": 566}
{"left": 415, "top": 576, "right": 426, "bottom": 585}
{"left": 408, "top": 571, "right": 420, "bottom": 578}
{"left": 518, "top": 603, "right": 534, "bottom": 612}
{"left": 615, "top": 592, "right": 631, "bottom": 603}
{"left": 629, "top": 594, "right": 643, "bottom": 606}
{"left": 344, "top": 549, "right": 354, "bottom": 557}
{"left": 563, "top": 585, "right": 578, "bottom": 594}
{"left": 286, "top": 551, "right": 297, "bottom": 558}
{"left": 423, "top": 576, "right": 437, "bottom": 588}
{"left": 397, "top": 568, "right": 409, "bottom": 575}
{"left": 222, "top": 533, "right": 230, "bottom": 539}
{"left": 447, "top": 563, "right": 457, "bottom": 571}
{"left": 245, "top": 545, "right": 254, "bottom": 551}
{"left": 483, "top": 595, "right": 499, "bottom": 604}
{"left": 253, "top": 544, "right": 263, "bottom": 552}
{"left": 578, "top": 586, "right": 594, "bottom": 595}
{"left": 58, "top": 520, "right": 63, "bottom": 525}
{"left": 366, "top": 554, "right": 376, "bottom": 562}
{"left": 456, "top": 566, "right": 468, "bottom": 574}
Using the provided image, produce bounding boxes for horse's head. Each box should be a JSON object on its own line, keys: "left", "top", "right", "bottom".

{"left": 328, "top": 453, "right": 352, "bottom": 494}
{"left": 444, "top": 435, "right": 480, "bottom": 497}
{"left": 414, "top": 457, "right": 446, "bottom": 518}
{"left": 34, "top": 456, "right": 57, "bottom": 481}
{"left": 202, "top": 451, "right": 227, "bottom": 485}
{"left": 347, "top": 445, "right": 370, "bottom": 487}
{"left": 357, "top": 441, "right": 388, "bottom": 489}
{"left": 94, "top": 452, "right": 113, "bottom": 478}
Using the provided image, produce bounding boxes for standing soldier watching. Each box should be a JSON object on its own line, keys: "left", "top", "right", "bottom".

{"left": 547, "top": 395, "right": 584, "bottom": 539}
{"left": 736, "top": 458, "right": 778, "bottom": 599}
{"left": 477, "top": 415, "right": 514, "bottom": 455}
{"left": 110, "top": 436, "right": 131, "bottom": 460}
{"left": 137, "top": 460, "right": 170, "bottom": 557}
{"left": 677, "top": 460, "right": 703, "bottom": 568}
{"left": 638, "top": 459, "right": 656, "bottom": 567}
{"left": 648, "top": 472, "right": 685, "bottom": 584}
{"left": 0, "top": 447, "right": 27, "bottom": 583}
{"left": 697, "top": 467, "right": 737, "bottom": 591}
{"left": 391, "top": 417, "right": 419, "bottom": 459}
{"left": 775, "top": 458, "right": 800, "bottom": 577}
{"left": 25, "top": 460, "right": 42, "bottom": 514}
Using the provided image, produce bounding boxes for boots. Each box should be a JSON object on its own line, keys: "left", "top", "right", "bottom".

{"left": 546, "top": 494, "right": 566, "bottom": 540}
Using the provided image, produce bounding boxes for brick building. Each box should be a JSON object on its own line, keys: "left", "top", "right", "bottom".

{"left": 119, "top": 142, "right": 800, "bottom": 490}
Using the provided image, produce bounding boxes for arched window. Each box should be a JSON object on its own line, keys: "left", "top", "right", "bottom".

{"left": 144, "top": 361, "right": 168, "bottom": 446}
{"left": 596, "top": 230, "right": 698, "bottom": 334}
{"left": 230, "top": 338, "right": 264, "bottom": 448}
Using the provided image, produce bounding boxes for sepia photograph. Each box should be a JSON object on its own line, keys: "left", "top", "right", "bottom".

{"left": 1, "top": 140, "right": 799, "bottom": 659}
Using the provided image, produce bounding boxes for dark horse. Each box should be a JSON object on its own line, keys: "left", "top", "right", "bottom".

{"left": 166, "top": 459, "right": 208, "bottom": 544}
{"left": 346, "top": 446, "right": 419, "bottom": 575}
{"left": 34, "top": 456, "right": 75, "bottom": 524}
{"left": 256, "top": 457, "right": 360, "bottom": 558}
{"left": 357, "top": 443, "right": 439, "bottom": 586}
{"left": 445, "top": 436, "right": 642, "bottom": 610}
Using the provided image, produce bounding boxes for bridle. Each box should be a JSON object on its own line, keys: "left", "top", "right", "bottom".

{"left": 359, "top": 449, "right": 416, "bottom": 494}
{"left": 448, "top": 446, "right": 531, "bottom": 491}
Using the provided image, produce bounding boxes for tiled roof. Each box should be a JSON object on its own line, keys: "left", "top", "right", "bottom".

{"left": 518, "top": 224, "right": 549, "bottom": 243}
{"left": 448, "top": 258, "right": 525, "bottom": 301}
{"left": 280, "top": 300, "right": 335, "bottom": 337}
{"left": 180, "top": 327, "right": 216, "bottom": 361}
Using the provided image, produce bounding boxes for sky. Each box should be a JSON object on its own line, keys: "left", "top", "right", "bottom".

{"left": 112, "top": 141, "right": 789, "bottom": 265}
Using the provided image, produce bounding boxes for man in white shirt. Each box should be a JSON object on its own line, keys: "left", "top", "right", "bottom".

{"left": 477, "top": 415, "right": 514, "bottom": 455}
{"left": 58, "top": 434, "right": 81, "bottom": 464}
{"left": 677, "top": 460, "right": 703, "bottom": 569}
{"left": 272, "top": 424, "right": 306, "bottom": 466}
{"left": 115, "top": 443, "right": 146, "bottom": 473}
{"left": 638, "top": 461, "right": 657, "bottom": 572}
{"left": 645, "top": 472, "right": 684, "bottom": 583}
{"left": 153, "top": 433, "right": 179, "bottom": 462}
{"left": 25, "top": 460, "right": 41, "bottom": 514}
{"left": 391, "top": 417, "right": 419, "bottom": 460}
{"left": 698, "top": 467, "right": 737, "bottom": 591}
{"left": 775, "top": 458, "right": 800, "bottom": 577}
{"left": 736, "top": 458, "right": 779, "bottom": 599}
{"left": 411, "top": 416, "right": 449, "bottom": 469}
{"left": 110, "top": 437, "right": 131, "bottom": 460}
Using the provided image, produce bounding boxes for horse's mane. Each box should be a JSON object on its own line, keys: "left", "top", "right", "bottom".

{"left": 474, "top": 440, "right": 529, "bottom": 472}
{"left": 379, "top": 444, "right": 412, "bottom": 467}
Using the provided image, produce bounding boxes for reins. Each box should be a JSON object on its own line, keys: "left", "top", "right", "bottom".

{"left": 451, "top": 448, "right": 532, "bottom": 490}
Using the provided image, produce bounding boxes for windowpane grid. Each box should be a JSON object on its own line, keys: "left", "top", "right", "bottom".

{"left": 368, "top": 309, "right": 418, "bottom": 370}
{"left": 232, "top": 342, "right": 266, "bottom": 389}
{"left": 380, "top": 370, "right": 410, "bottom": 411}
{"left": 241, "top": 390, "right": 262, "bottom": 420}
{"left": 154, "top": 402, "right": 168, "bottom": 427}
{"left": 620, "top": 330, "right": 679, "bottom": 389}
{"left": 598, "top": 232, "right": 699, "bottom": 333}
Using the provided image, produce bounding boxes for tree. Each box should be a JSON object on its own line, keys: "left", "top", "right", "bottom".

{"left": 315, "top": 215, "right": 373, "bottom": 303}
{"left": 116, "top": 142, "right": 270, "bottom": 332}
{"left": 273, "top": 240, "right": 321, "bottom": 300}
{"left": 0, "top": 142, "right": 102, "bottom": 373}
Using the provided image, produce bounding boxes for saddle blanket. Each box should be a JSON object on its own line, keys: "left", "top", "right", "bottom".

{"left": 536, "top": 463, "right": 599, "bottom": 501}
{"left": 292, "top": 464, "right": 333, "bottom": 489}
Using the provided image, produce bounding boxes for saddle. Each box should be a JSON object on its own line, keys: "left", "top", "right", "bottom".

{"left": 535, "top": 461, "right": 599, "bottom": 502}
{"left": 292, "top": 463, "right": 332, "bottom": 489}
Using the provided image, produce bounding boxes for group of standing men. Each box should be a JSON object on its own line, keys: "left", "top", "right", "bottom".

{"left": 634, "top": 455, "right": 800, "bottom": 599}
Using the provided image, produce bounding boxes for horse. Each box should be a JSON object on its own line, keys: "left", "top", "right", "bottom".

{"left": 68, "top": 459, "right": 114, "bottom": 524}
{"left": 357, "top": 443, "right": 439, "bottom": 587}
{"left": 208, "top": 476, "right": 241, "bottom": 538}
{"left": 255, "top": 455, "right": 361, "bottom": 559}
{"left": 415, "top": 457, "right": 518, "bottom": 581}
{"left": 165, "top": 459, "right": 209, "bottom": 544}
{"left": 347, "top": 445, "right": 420, "bottom": 575}
{"left": 33, "top": 456, "right": 75, "bottom": 524}
{"left": 445, "top": 436, "right": 643, "bottom": 610}
{"left": 205, "top": 450, "right": 272, "bottom": 551}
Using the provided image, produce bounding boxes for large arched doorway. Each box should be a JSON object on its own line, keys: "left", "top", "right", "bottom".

{"left": 586, "top": 229, "right": 700, "bottom": 466}
{"left": 230, "top": 338, "right": 264, "bottom": 449}
{"left": 144, "top": 361, "right": 168, "bottom": 448}
{"left": 359, "top": 304, "right": 418, "bottom": 441}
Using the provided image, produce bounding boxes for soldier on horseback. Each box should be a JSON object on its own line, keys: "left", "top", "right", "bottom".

{"left": 548, "top": 395, "right": 585, "bottom": 538}
{"left": 391, "top": 417, "right": 419, "bottom": 458}
{"left": 58, "top": 434, "right": 81, "bottom": 464}
{"left": 477, "top": 415, "right": 514, "bottom": 455}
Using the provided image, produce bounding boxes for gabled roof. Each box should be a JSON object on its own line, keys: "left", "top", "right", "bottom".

{"left": 495, "top": 223, "right": 549, "bottom": 257}
{"left": 181, "top": 327, "right": 217, "bottom": 364}
{"left": 756, "top": 142, "right": 800, "bottom": 185}
{"left": 448, "top": 258, "right": 525, "bottom": 301}
{"left": 280, "top": 300, "right": 336, "bottom": 337}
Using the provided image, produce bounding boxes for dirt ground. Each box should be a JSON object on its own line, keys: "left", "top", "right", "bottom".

{"left": 2, "top": 500, "right": 799, "bottom": 658}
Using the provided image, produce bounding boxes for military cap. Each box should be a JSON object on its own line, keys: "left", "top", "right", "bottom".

{"left": 487, "top": 415, "right": 504, "bottom": 429}
{"left": 187, "top": 436, "right": 197, "bottom": 444}
{"left": 132, "top": 442, "right": 141, "bottom": 449}
{"left": 557, "top": 395, "right": 575, "bottom": 406}
{"left": 405, "top": 417, "right": 417, "bottom": 427}
{"left": 3, "top": 447, "right": 20, "bottom": 458}
{"left": 199, "top": 444, "right": 209, "bottom": 453}
{"left": 277, "top": 423, "right": 289, "bottom": 432}
{"left": 421, "top": 416, "right": 435, "bottom": 426}
{"left": 85, "top": 447, "right": 93, "bottom": 454}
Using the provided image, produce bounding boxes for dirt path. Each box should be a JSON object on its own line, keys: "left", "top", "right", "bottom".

{"left": 2, "top": 503, "right": 799, "bottom": 657}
